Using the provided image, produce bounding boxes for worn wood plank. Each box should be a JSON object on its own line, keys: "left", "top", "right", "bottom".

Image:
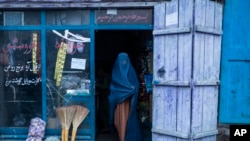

{"left": 193, "top": 0, "right": 222, "bottom": 140}
{"left": 153, "top": 27, "right": 191, "bottom": 36}
{"left": 195, "top": 25, "right": 222, "bottom": 35}
{"left": 213, "top": 2, "right": 223, "bottom": 84}
{"left": 152, "top": 0, "right": 222, "bottom": 140}
{"left": 152, "top": 3, "right": 166, "bottom": 141}
{"left": 152, "top": 128, "right": 189, "bottom": 139}
{"left": 192, "top": 0, "right": 206, "bottom": 140}
{"left": 211, "top": 2, "right": 222, "bottom": 137}
{"left": 202, "top": 1, "right": 216, "bottom": 141}
{"left": 177, "top": 0, "right": 192, "bottom": 141}
{"left": 163, "top": 1, "right": 178, "bottom": 141}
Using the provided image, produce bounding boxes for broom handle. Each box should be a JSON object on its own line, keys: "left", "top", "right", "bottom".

{"left": 65, "top": 129, "right": 69, "bottom": 141}
{"left": 71, "top": 128, "right": 78, "bottom": 141}
{"left": 61, "top": 128, "right": 65, "bottom": 141}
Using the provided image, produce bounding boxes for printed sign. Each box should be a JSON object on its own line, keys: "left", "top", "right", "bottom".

{"left": 71, "top": 58, "right": 86, "bottom": 70}
{"left": 95, "top": 9, "right": 152, "bottom": 24}
{"left": 165, "top": 12, "right": 178, "bottom": 26}
{"left": 107, "top": 9, "right": 117, "bottom": 15}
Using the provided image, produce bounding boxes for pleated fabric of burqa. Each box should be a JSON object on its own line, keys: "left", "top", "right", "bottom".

{"left": 108, "top": 52, "right": 142, "bottom": 141}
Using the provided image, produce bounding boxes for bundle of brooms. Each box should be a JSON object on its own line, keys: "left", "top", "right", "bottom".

{"left": 56, "top": 105, "right": 89, "bottom": 141}
{"left": 56, "top": 106, "right": 76, "bottom": 141}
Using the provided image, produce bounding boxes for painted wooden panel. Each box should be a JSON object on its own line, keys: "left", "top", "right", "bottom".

{"left": 153, "top": 0, "right": 222, "bottom": 140}
{"left": 192, "top": 0, "right": 222, "bottom": 140}
{"left": 152, "top": 3, "right": 167, "bottom": 141}
{"left": 152, "top": 0, "right": 192, "bottom": 141}
{"left": 219, "top": 0, "right": 250, "bottom": 124}
{"left": 176, "top": 0, "right": 192, "bottom": 141}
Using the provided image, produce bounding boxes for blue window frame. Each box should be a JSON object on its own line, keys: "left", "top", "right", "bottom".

{"left": 0, "top": 9, "right": 153, "bottom": 140}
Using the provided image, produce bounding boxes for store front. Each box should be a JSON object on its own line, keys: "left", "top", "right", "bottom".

{"left": 0, "top": 8, "right": 154, "bottom": 141}
{"left": 0, "top": 0, "right": 224, "bottom": 141}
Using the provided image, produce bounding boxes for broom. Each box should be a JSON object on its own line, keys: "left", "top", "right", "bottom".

{"left": 56, "top": 107, "right": 67, "bottom": 141}
{"left": 64, "top": 106, "right": 76, "bottom": 141}
{"left": 71, "top": 105, "right": 90, "bottom": 141}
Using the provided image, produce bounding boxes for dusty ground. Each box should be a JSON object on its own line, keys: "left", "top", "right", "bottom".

{"left": 217, "top": 124, "right": 230, "bottom": 141}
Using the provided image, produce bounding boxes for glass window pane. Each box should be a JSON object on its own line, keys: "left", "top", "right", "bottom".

{"left": 46, "top": 10, "right": 90, "bottom": 25}
{"left": 46, "top": 30, "right": 90, "bottom": 129}
{"left": 0, "top": 11, "right": 41, "bottom": 26}
{"left": 0, "top": 30, "right": 42, "bottom": 127}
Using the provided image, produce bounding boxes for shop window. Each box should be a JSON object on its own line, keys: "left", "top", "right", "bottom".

{"left": 0, "top": 30, "right": 42, "bottom": 127}
{"left": 46, "top": 10, "right": 90, "bottom": 25}
{"left": 46, "top": 29, "right": 90, "bottom": 129}
{"left": 0, "top": 11, "right": 41, "bottom": 26}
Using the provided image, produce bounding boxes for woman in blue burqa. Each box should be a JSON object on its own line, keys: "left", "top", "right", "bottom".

{"left": 108, "top": 53, "right": 142, "bottom": 141}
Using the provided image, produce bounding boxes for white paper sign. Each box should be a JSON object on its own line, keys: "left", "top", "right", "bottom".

{"left": 165, "top": 12, "right": 178, "bottom": 26}
{"left": 107, "top": 9, "right": 117, "bottom": 15}
{"left": 71, "top": 58, "right": 86, "bottom": 70}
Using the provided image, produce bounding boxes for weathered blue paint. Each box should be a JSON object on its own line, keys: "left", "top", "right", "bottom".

{"left": 90, "top": 10, "right": 96, "bottom": 141}
{"left": 152, "top": 0, "right": 222, "bottom": 141}
{"left": 219, "top": 0, "right": 250, "bottom": 124}
{"left": 41, "top": 11, "right": 47, "bottom": 122}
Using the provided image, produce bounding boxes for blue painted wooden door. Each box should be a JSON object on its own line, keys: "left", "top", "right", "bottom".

{"left": 219, "top": 0, "right": 250, "bottom": 123}
{"left": 152, "top": 0, "right": 223, "bottom": 140}
{"left": 152, "top": 1, "right": 192, "bottom": 140}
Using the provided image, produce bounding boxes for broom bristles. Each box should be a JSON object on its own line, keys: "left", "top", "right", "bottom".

{"left": 56, "top": 107, "right": 67, "bottom": 128}
{"left": 56, "top": 106, "right": 68, "bottom": 141}
{"left": 64, "top": 106, "right": 76, "bottom": 129}
{"left": 72, "top": 105, "right": 89, "bottom": 128}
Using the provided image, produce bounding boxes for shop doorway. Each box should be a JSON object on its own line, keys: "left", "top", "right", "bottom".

{"left": 95, "top": 30, "right": 153, "bottom": 141}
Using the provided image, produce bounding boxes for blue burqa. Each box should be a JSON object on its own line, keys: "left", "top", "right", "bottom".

{"left": 108, "top": 53, "right": 142, "bottom": 141}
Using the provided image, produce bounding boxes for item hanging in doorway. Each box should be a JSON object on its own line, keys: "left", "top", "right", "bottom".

{"left": 66, "top": 37, "right": 76, "bottom": 55}
{"left": 66, "top": 35, "right": 85, "bottom": 55}
{"left": 75, "top": 34, "right": 85, "bottom": 53}
{"left": 32, "top": 33, "right": 38, "bottom": 74}
{"left": 54, "top": 41, "right": 67, "bottom": 86}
